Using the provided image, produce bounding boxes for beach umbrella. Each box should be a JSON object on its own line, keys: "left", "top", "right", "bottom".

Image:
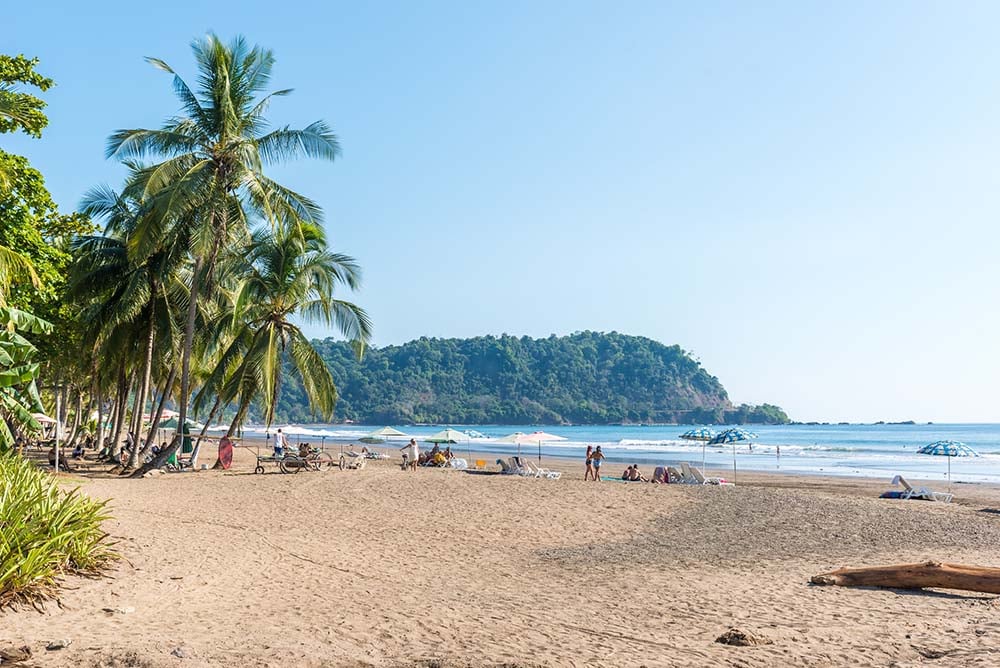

{"left": 362, "top": 426, "right": 408, "bottom": 443}
{"left": 31, "top": 412, "right": 56, "bottom": 425}
{"left": 679, "top": 427, "right": 716, "bottom": 441}
{"left": 681, "top": 427, "right": 717, "bottom": 470}
{"left": 425, "top": 428, "right": 468, "bottom": 443}
{"left": 917, "top": 440, "right": 979, "bottom": 488}
{"left": 426, "top": 428, "right": 472, "bottom": 459}
{"left": 499, "top": 431, "right": 567, "bottom": 462}
{"left": 709, "top": 428, "right": 758, "bottom": 481}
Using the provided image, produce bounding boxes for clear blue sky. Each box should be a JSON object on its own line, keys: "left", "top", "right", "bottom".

{"left": 7, "top": 1, "right": 1000, "bottom": 423}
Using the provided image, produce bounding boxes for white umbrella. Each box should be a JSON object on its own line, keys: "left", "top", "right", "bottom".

{"left": 499, "top": 431, "right": 567, "bottom": 462}
{"left": 427, "top": 428, "right": 471, "bottom": 459}
{"left": 361, "top": 426, "right": 409, "bottom": 443}
{"left": 31, "top": 412, "right": 56, "bottom": 425}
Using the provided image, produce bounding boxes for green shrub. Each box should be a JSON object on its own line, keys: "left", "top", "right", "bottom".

{"left": 0, "top": 453, "right": 114, "bottom": 606}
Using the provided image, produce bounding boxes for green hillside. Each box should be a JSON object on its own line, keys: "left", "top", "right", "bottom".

{"left": 270, "top": 331, "right": 789, "bottom": 425}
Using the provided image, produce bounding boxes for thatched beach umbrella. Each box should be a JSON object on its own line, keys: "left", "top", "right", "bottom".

{"left": 917, "top": 440, "right": 979, "bottom": 490}
{"left": 708, "top": 428, "right": 758, "bottom": 482}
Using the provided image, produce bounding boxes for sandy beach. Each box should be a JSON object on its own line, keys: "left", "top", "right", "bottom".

{"left": 6, "top": 447, "right": 1000, "bottom": 667}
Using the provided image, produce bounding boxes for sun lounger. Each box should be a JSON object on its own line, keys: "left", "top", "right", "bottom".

{"left": 496, "top": 458, "right": 518, "bottom": 475}
{"left": 521, "top": 459, "right": 562, "bottom": 480}
{"left": 683, "top": 462, "right": 734, "bottom": 486}
{"left": 885, "top": 475, "right": 953, "bottom": 503}
{"left": 449, "top": 458, "right": 468, "bottom": 470}
{"left": 510, "top": 456, "right": 538, "bottom": 477}
{"left": 666, "top": 466, "right": 684, "bottom": 484}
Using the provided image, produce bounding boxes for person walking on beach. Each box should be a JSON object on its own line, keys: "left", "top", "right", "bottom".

{"left": 400, "top": 438, "right": 418, "bottom": 471}
{"left": 273, "top": 429, "right": 286, "bottom": 458}
{"left": 591, "top": 446, "right": 605, "bottom": 481}
{"left": 584, "top": 445, "right": 594, "bottom": 480}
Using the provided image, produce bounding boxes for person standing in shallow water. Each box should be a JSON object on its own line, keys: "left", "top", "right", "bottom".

{"left": 584, "top": 445, "right": 594, "bottom": 480}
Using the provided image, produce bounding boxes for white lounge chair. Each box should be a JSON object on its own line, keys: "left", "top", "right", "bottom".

{"left": 522, "top": 459, "right": 562, "bottom": 480}
{"left": 666, "top": 466, "right": 685, "bottom": 484}
{"left": 683, "top": 462, "right": 734, "bottom": 486}
{"left": 510, "top": 456, "right": 538, "bottom": 477}
{"left": 449, "top": 458, "right": 468, "bottom": 470}
{"left": 891, "top": 475, "right": 953, "bottom": 503}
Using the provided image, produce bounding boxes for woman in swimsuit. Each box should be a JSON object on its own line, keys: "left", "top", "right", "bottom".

{"left": 584, "top": 445, "right": 594, "bottom": 481}
{"left": 591, "top": 446, "right": 605, "bottom": 481}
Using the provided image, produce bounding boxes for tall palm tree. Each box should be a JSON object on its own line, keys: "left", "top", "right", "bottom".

{"left": 211, "top": 220, "right": 370, "bottom": 437}
{"left": 105, "top": 34, "right": 340, "bottom": 453}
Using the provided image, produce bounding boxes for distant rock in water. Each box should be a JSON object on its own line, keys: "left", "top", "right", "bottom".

{"left": 269, "top": 331, "right": 790, "bottom": 426}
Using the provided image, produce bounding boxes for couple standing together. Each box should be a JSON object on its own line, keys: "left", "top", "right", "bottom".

{"left": 584, "top": 445, "right": 605, "bottom": 481}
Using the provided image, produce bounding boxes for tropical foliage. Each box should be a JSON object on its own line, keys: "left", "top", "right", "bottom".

{"left": 0, "top": 452, "right": 113, "bottom": 607}
{"left": 272, "top": 332, "right": 790, "bottom": 425}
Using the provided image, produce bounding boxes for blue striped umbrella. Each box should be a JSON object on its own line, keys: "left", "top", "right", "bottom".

{"left": 680, "top": 427, "right": 716, "bottom": 441}
{"left": 917, "top": 440, "right": 979, "bottom": 457}
{"left": 708, "top": 428, "right": 758, "bottom": 445}
{"left": 917, "top": 440, "right": 979, "bottom": 487}
{"left": 709, "top": 428, "right": 758, "bottom": 482}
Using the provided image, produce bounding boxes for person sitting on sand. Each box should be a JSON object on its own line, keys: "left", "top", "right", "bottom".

{"left": 591, "top": 446, "right": 605, "bottom": 481}
{"left": 628, "top": 466, "right": 646, "bottom": 482}
{"left": 72, "top": 441, "right": 85, "bottom": 458}
{"left": 48, "top": 445, "right": 74, "bottom": 472}
{"left": 622, "top": 464, "right": 634, "bottom": 481}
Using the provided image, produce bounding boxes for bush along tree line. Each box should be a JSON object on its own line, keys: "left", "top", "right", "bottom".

{"left": 268, "top": 332, "right": 790, "bottom": 426}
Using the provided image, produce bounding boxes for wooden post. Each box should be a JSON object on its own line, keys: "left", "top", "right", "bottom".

{"left": 812, "top": 561, "right": 1000, "bottom": 594}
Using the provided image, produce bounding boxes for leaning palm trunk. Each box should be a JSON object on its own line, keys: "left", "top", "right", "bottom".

{"left": 140, "top": 363, "right": 177, "bottom": 457}
{"left": 126, "top": 317, "right": 156, "bottom": 469}
{"left": 189, "top": 394, "right": 222, "bottom": 469}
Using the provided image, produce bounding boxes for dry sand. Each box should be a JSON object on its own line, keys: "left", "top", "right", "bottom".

{"left": 5, "top": 447, "right": 1000, "bottom": 667}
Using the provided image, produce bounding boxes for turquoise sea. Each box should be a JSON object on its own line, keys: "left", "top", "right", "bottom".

{"left": 219, "top": 423, "right": 1000, "bottom": 484}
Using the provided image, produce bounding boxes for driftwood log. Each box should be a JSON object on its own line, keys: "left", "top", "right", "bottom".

{"left": 811, "top": 561, "right": 1000, "bottom": 594}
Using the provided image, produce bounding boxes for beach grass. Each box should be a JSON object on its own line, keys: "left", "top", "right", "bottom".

{"left": 0, "top": 452, "right": 115, "bottom": 607}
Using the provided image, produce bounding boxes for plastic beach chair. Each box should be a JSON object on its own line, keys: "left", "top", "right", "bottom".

{"left": 683, "top": 462, "right": 734, "bottom": 486}
{"left": 891, "top": 475, "right": 953, "bottom": 503}
{"left": 522, "top": 459, "right": 562, "bottom": 480}
{"left": 666, "top": 466, "right": 684, "bottom": 484}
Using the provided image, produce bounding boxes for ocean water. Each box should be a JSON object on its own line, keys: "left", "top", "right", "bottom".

{"left": 217, "top": 423, "right": 1000, "bottom": 484}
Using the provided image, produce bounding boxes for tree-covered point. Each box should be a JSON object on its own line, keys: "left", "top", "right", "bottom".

{"left": 269, "top": 332, "right": 790, "bottom": 425}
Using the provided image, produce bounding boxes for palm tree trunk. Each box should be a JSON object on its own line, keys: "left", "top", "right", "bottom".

{"left": 66, "top": 388, "right": 83, "bottom": 447}
{"left": 176, "top": 255, "right": 203, "bottom": 443}
{"left": 96, "top": 390, "right": 105, "bottom": 454}
{"left": 140, "top": 362, "right": 177, "bottom": 456}
{"left": 225, "top": 398, "right": 252, "bottom": 439}
{"left": 189, "top": 394, "right": 222, "bottom": 469}
{"left": 126, "top": 318, "right": 156, "bottom": 469}
{"left": 109, "top": 366, "right": 133, "bottom": 462}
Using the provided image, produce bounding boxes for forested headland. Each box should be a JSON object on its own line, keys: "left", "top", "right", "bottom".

{"left": 272, "top": 332, "right": 790, "bottom": 425}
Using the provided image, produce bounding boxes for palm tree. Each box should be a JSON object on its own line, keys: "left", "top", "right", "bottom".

{"left": 105, "top": 34, "right": 341, "bottom": 456}
{"left": 71, "top": 183, "right": 188, "bottom": 468}
{"left": 211, "top": 220, "right": 370, "bottom": 438}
